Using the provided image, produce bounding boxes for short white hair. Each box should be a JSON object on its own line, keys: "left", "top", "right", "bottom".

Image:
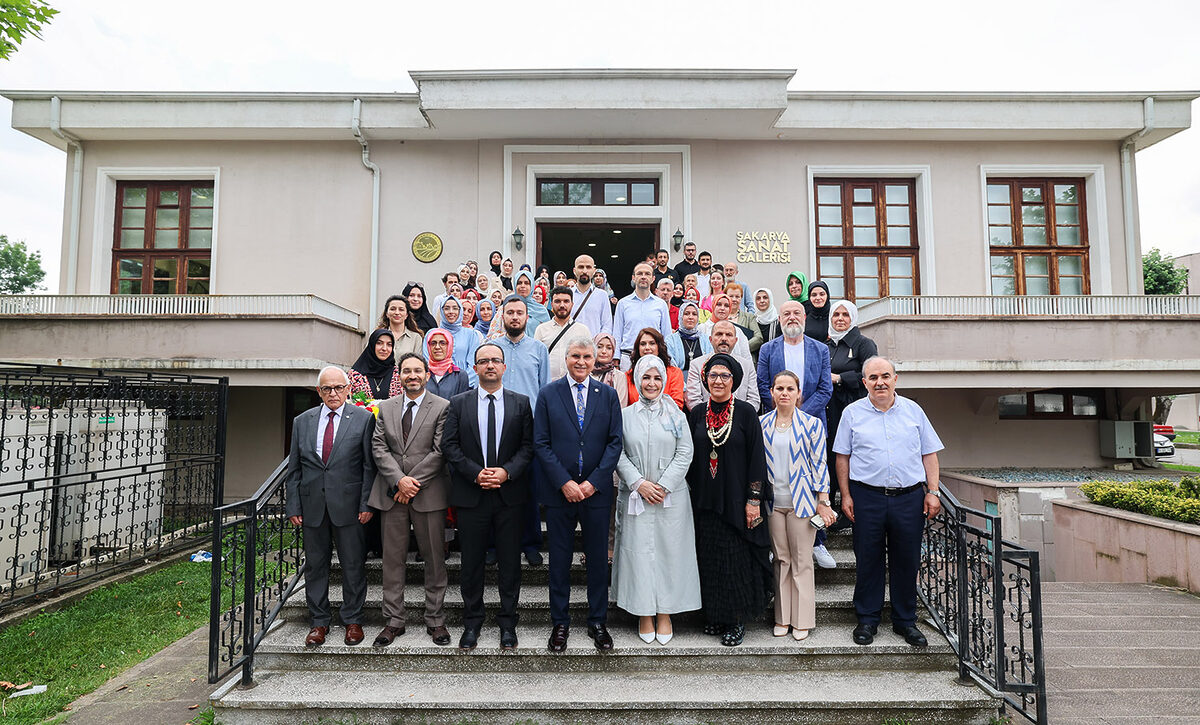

{"left": 316, "top": 365, "right": 349, "bottom": 386}
{"left": 565, "top": 336, "right": 597, "bottom": 356}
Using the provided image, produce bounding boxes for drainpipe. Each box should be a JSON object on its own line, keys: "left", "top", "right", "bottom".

{"left": 352, "top": 98, "right": 381, "bottom": 326}
{"left": 1119, "top": 96, "right": 1154, "bottom": 294}
{"left": 50, "top": 96, "right": 83, "bottom": 294}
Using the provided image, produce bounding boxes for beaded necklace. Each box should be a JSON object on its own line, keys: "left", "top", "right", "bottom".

{"left": 705, "top": 399, "right": 734, "bottom": 477}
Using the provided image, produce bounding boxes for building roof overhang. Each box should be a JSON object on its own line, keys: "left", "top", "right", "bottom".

{"left": 3, "top": 69, "right": 1196, "bottom": 150}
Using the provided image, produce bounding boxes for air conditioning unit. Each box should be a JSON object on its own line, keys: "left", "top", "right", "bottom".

{"left": 1098, "top": 420, "right": 1153, "bottom": 459}
{"left": 0, "top": 408, "right": 54, "bottom": 585}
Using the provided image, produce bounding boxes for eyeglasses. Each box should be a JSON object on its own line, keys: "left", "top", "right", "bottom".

{"left": 706, "top": 372, "right": 733, "bottom": 382}
{"left": 318, "top": 384, "right": 349, "bottom": 394}
{"left": 474, "top": 357, "right": 504, "bottom": 366}
{"left": 428, "top": 340, "right": 448, "bottom": 347}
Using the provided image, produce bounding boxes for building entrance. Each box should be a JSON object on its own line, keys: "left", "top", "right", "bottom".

{"left": 538, "top": 223, "right": 658, "bottom": 298}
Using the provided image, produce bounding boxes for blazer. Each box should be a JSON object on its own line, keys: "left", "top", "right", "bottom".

{"left": 368, "top": 393, "right": 451, "bottom": 513}
{"left": 442, "top": 388, "right": 534, "bottom": 509}
{"left": 284, "top": 403, "right": 377, "bottom": 528}
{"left": 756, "top": 335, "right": 833, "bottom": 424}
{"left": 759, "top": 408, "right": 829, "bottom": 518}
{"left": 533, "top": 375, "right": 624, "bottom": 509}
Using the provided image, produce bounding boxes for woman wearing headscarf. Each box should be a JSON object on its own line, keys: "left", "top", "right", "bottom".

{"left": 489, "top": 250, "right": 504, "bottom": 277}
{"left": 686, "top": 354, "right": 771, "bottom": 647}
{"left": 438, "top": 296, "right": 483, "bottom": 386}
{"left": 624, "top": 327, "right": 686, "bottom": 411}
{"left": 423, "top": 328, "right": 471, "bottom": 399}
{"left": 474, "top": 299, "right": 496, "bottom": 337}
{"left": 697, "top": 293, "right": 753, "bottom": 359}
{"left": 347, "top": 328, "right": 403, "bottom": 400}
{"left": 785, "top": 271, "right": 810, "bottom": 303}
{"left": 460, "top": 297, "right": 478, "bottom": 329}
{"left": 591, "top": 333, "right": 630, "bottom": 407}
{"left": 803, "top": 281, "right": 832, "bottom": 341}
{"left": 499, "top": 258, "right": 515, "bottom": 291}
{"left": 376, "top": 294, "right": 424, "bottom": 357}
{"left": 752, "top": 288, "right": 781, "bottom": 346}
{"left": 459, "top": 263, "right": 476, "bottom": 291}
{"left": 402, "top": 282, "right": 438, "bottom": 333}
{"left": 760, "top": 370, "right": 835, "bottom": 641}
{"left": 475, "top": 275, "right": 493, "bottom": 298}
{"left": 665, "top": 300, "right": 713, "bottom": 378}
{"left": 824, "top": 299, "right": 878, "bottom": 532}
{"left": 512, "top": 269, "right": 551, "bottom": 327}
{"left": 593, "top": 269, "right": 618, "bottom": 311}
{"left": 614, "top": 355, "right": 701, "bottom": 645}
{"left": 552, "top": 270, "right": 569, "bottom": 288}
{"left": 532, "top": 283, "right": 548, "bottom": 306}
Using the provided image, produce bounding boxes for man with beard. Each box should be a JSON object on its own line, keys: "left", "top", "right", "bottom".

{"left": 652, "top": 248, "right": 680, "bottom": 287}
{"left": 534, "top": 286, "right": 592, "bottom": 379}
{"left": 684, "top": 321, "right": 760, "bottom": 412}
{"left": 673, "top": 240, "right": 701, "bottom": 280}
{"left": 612, "top": 263, "right": 671, "bottom": 370}
{"left": 694, "top": 251, "right": 714, "bottom": 298}
{"left": 570, "top": 254, "right": 613, "bottom": 338}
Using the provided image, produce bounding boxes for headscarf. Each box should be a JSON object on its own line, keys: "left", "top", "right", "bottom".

{"left": 593, "top": 269, "right": 611, "bottom": 293}
{"left": 439, "top": 296, "right": 463, "bottom": 333}
{"left": 591, "top": 332, "right": 620, "bottom": 379}
{"left": 475, "top": 275, "right": 493, "bottom": 295}
{"left": 490, "top": 250, "right": 503, "bottom": 277}
{"left": 804, "top": 280, "right": 831, "bottom": 340}
{"left": 677, "top": 300, "right": 702, "bottom": 341}
{"left": 489, "top": 288, "right": 505, "bottom": 308}
{"left": 423, "top": 329, "right": 458, "bottom": 377}
{"left": 683, "top": 287, "right": 701, "bottom": 303}
{"left": 474, "top": 300, "right": 495, "bottom": 336}
{"left": 632, "top": 355, "right": 683, "bottom": 430}
{"left": 460, "top": 297, "right": 477, "bottom": 327}
{"left": 753, "top": 287, "right": 779, "bottom": 326}
{"left": 513, "top": 270, "right": 550, "bottom": 326}
{"left": 351, "top": 329, "right": 397, "bottom": 399}
{"left": 709, "top": 293, "right": 733, "bottom": 322}
{"left": 828, "top": 299, "right": 860, "bottom": 344}
{"left": 786, "top": 271, "right": 810, "bottom": 303}
{"left": 402, "top": 282, "right": 438, "bottom": 332}
{"left": 702, "top": 352, "right": 743, "bottom": 393}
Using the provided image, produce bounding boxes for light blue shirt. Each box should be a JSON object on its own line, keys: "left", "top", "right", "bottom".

{"left": 494, "top": 333, "right": 550, "bottom": 406}
{"left": 832, "top": 394, "right": 944, "bottom": 488}
{"left": 612, "top": 292, "right": 670, "bottom": 359}
{"left": 572, "top": 284, "right": 613, "bottom": 338}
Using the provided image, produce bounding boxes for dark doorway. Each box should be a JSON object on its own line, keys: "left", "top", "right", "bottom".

{"left": 538, "top": 223, "right": 658, "bottom": 298}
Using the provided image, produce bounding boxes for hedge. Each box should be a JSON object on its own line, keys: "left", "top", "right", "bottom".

{"left": 1079, "top": 477, "right": 1200, "bottom": 525}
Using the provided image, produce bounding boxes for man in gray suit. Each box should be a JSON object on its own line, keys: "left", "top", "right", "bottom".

{"left": 286, "top": 365, "right": 377, "bottom": 647}
{"left": 369, "top": 352, "right": 452, "bottom": 647}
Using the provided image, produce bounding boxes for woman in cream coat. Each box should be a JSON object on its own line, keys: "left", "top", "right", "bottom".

{"left": 613, "top": 356, "right": 701, "bottom": 645}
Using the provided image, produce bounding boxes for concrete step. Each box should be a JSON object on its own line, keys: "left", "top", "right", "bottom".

{"left": 211, "top": 668, "right": 997, "bottom": 725}
{"left": 256, "top": 620, "right": 958, "bottom": 673}
{"left": 281, "top": 581, "right": 906, "bottom": 626}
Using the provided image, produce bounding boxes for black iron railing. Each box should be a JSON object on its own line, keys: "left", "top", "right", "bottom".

{"left": 208, "top": 458, "right": 303, "bottom": 685}
{"left": 920, "top": 486, "right": 1048, "bottom": 724}
{"left": 0, "top": 363, "right": 227, "bottom": 610}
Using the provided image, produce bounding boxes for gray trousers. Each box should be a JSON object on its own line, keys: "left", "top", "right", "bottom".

{"left": 381, "top": 504, "right": 448, "bottom": 629}
{"left": 302, "top": 512, "right": 367, "bottom": 627}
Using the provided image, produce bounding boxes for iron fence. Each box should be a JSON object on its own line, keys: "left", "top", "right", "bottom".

{"left": 0, "top": 362, "right": 227, "bottom": 610}
{"left": 920, "top": 485, "right": 1048, "bottom": 724}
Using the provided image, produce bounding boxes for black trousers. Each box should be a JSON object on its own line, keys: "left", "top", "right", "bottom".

{"left": 850, "top": 482, "right": 924, "bottom": 628}
{"left": 545, "top": 501, "right": 610, "bottom": 627}
{"left": 302, "top": 511, "right": 367, "bottom": 627}
{"left": 457, "top": 491, "right": 523, "bottom": 630}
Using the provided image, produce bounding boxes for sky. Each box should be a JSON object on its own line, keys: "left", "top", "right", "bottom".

{"left": 1, "top": 0, "right": 1198, "bottom": 288}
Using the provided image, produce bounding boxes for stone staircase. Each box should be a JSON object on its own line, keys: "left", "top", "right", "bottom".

{"left": 211, "top": 529, "right": 997, "bottom": 724}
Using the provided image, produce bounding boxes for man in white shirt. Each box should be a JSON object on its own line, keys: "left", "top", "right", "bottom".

{"left": 612, "top": 263, "right": 670, "bottom": 370}
{"left": 684, "top": 321, "right": 760, "bottom": 411}
{"left": 570, "top": 254, "right": 613, "bottom": 338}
{"left": 694, "top": 251, "right": 714, "bottom": 298}
{"left": 534, "top": 286, "right": 592, "bottom": 379}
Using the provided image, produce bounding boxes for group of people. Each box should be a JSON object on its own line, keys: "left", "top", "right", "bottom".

{"left": 286, "top": 246, "right": 946, "bottom": 653}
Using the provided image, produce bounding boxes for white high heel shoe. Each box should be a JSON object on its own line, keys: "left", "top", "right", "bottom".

{"left": 655, "top": 631, "right": 673, "bottom": 645}
{"left": 639, "top": 630, "right": 655, "bottom": 643}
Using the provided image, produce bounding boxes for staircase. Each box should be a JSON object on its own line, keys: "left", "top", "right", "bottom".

{"left": 211, "top": 529, "right": 997, "bottom": 724}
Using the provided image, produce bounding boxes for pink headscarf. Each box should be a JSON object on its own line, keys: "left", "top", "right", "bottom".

{"left": 424, "top": 328, "right": 459, "bottom": 377}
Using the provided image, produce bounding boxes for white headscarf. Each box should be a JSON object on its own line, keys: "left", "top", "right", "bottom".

{"left": 753, "top": 287, "right": 779, "bottom": 325}
{"left": 633, "top": 355, "right": 685, "bottom": 433}
{"left": 828, "top": 299, "right": 859, "bottom": 344}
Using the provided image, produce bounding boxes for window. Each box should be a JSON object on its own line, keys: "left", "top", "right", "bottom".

{"left": 113, "top": 181, "right": 213, "bottom": 294}
{"left": 998, "top": 390, "right": 1101, "bottom": 419}
{"left": 813, "top": 179, "right": 918, "bottom": 303}
{"left": 986, "top": 178, "right": 1088, "bottom": 296}
{"left": 537, "top": 179, "right": 658, "bottom": 206}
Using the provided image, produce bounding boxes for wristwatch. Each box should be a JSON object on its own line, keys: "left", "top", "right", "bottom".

{"left": 926, "top": 488, "right": 942, "bottom": 498}
{"left": 818, "top": 499, "right": 832, "bottom": 507}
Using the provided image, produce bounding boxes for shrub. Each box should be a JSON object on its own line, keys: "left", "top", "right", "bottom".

{"left": 1079, "top": 477, "right": 1200, "bottom": 525}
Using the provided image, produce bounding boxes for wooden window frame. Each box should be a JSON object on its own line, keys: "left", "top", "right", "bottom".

{"left": 998, "top": 389, "right": 1103, "bottom": 420}
{"left": 536, "top": 178, "right": 660, "bottom": 207}
{"left": 111, "top": 181, "right": 213, "bottom": 295}
{"left": 813, "top": 178, "right": 919, "bottom": 303}
{"left": 986, "top": 177, "right": 1089, "bottom": 296}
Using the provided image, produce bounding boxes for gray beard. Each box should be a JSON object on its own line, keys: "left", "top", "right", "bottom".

{"left": 783, "top": 324, "right": 804, "bottom": 339}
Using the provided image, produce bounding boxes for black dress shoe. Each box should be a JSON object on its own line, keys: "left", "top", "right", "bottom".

{"left": 500, "top": 627, "right": 518, "bottom": 650}
{"left": 459, "top": 626, "right": 481, "bottom": 651}
{"left": 485, "top": 550, "right": 498, "bottom": 566}
{"left": 852, "top": 623, "right": 877, "bottom": 646}
{"left": 587, "top": 623, "right": 614, "bottom": 651}
{"left": 893, "top": 624, "right": 928, "bottom": 647}
{"left": 523, "top": 548, "right": 544, "bottom": 566}
{"left": 547, "top": 623, "right": 569, "bottom": 652}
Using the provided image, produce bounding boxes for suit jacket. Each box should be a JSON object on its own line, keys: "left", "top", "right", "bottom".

{"left": 284, "top": 403, "right": 377, "bottom": 528}
{"left": 368, "top": 393, "right": 450, "bottom": 513}
{"left": 756, "top": 335, "right": 833, "bottom": 424}
{"left": 442, "top": 388, "right": 534, "bottom": 509}
{"left": 533, "top": 375, "right": 624, "bottom": 509}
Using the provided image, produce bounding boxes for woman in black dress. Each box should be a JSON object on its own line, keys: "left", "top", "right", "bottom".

{"left": 402, "top": 282, "right": 438, "bottom": 333}
{"left": 687, "top": 353, "right": 772, "bottom": 646}
{"left": 803, "top": 280, "right": 831, "bottom": 341}
{"left": 825, "top": 299, "right": 878, "bottom": 529}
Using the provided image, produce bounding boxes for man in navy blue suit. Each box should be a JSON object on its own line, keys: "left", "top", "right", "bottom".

{"left": 533, "top": 335, "right": 624, "bottom": 652}
{"left": 756, "top": 300, "right": 833, "bottom": 422}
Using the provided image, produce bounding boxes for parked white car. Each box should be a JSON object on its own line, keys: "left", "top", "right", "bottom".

{"left": 1154, "top": 433, "right": 1175, "bottom": 458}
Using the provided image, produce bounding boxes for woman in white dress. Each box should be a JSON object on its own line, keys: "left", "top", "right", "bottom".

{"left": 613, "top": 355, "right": 701, "bottom": 645}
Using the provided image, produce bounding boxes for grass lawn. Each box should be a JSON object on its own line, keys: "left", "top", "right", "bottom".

{"left": 0, "top": 557, "right": 211, "bottom": 724}
{"left": 1174, "top": 430, "right": 1199, "bottom": 446}
{"left": 1163, "top": 462, "right": 1200, "bottom": 473}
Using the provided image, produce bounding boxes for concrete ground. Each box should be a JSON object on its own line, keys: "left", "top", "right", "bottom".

{"left": 1161, "top": 445, "right": 1200, "bottom": 467}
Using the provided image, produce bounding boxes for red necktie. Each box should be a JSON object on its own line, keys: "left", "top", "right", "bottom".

{"left": 321, "top": 410, "right": 336, "bottom": 463}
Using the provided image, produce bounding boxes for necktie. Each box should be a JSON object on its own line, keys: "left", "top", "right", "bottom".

{"left": 401, "top": 401, "right": 415, "bottom": 445}
{"left": 321, "top": 410, "right": 336, "bottom": 463}
{"left": 575, "top": 383, "right": 586, "bottom": 476}
{"left": 486, "top": 394, "right": 498, "bottom": 468}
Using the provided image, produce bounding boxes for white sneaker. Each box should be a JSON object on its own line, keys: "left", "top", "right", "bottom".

{"left": 813, "top": 544, "right": 836, "bottom": 569}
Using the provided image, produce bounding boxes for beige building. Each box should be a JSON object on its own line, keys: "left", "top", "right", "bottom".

{"left": 2, "top": 70, "right": 1198, "bottom": 497}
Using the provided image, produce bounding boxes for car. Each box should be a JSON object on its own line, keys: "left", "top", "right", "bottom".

{"left": 1154, "top": 433, "right": 1175, "bottom": 458}
{"left": 1154, "top": 424, "right": 1176, "bottom": 441}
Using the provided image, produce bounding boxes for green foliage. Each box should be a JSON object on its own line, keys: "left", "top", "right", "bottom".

{"left": 1080, "top": 477, "right": 1200, "bottom": 525}
{"left": 0, "top": 0, "right": 58, "bottom": 60}
{"left": 1142, "top": 247, "right": 1189, "bottom": 295}
{"left": 0, "top": 235, "right": 47, "bottom": 293}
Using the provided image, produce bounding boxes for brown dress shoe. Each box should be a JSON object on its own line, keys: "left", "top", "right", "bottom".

{"left": 344, "top": 623, "right": 365, "bottom": 646}
{"left": 427, "top": 625, "right": 451, "bottom": 646}
{"left": 305, "top": 626, "right": 328, "bottom": 647}
{"left": 372, "top": 625, "right": 405, "bottom": 647}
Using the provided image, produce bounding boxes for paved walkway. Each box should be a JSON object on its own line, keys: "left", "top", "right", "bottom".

{"left": 1043, "top": 582, "right": 1200, "bottom": 724}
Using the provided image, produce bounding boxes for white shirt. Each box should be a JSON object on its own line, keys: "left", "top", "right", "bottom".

{"left": 566, "top": 375, "right": 590, "bottom": 413}
{"left": 783, "top": 336, "right": 806, "bottom": 380}
{"left": 695, "top": 272, "right": 712, "bottom": 298}
{"left": 572, "top": 284, "right": 614, "bottom": 338}
{"left": 316, "top": 402, "right": 346, "bottom": 450}
{"left": 400, "top": 391, "right": 426, "bottom": 424}
{"left": 534, "top": 318, "right": 593, "bottom": 380}
{"left": 476, "top": 386, "right": 505, "bottom": 461}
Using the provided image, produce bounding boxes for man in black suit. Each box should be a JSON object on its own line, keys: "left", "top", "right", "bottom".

{"left": 443, "top": 343, "right": 535, "bottom": 651}
{"left": 285, "top": 365, "right": 377, "bottom": 647}
{"left": 534, "top": 336, "right": 624, "bottom": 652}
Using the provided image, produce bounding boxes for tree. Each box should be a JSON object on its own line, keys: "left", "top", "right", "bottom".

{"left": 0, "top": 235, "right": 47, "bottom": 293}
{"left": 1142, "top": 247, "right": 1189, "bottom": 295}
{"left": 0, "top": 0, "right": 58, "bottom": 60}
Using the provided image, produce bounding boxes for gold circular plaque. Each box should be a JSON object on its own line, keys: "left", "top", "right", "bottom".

{"left": 412, "top": 232, "right": 443, "bottom": 263}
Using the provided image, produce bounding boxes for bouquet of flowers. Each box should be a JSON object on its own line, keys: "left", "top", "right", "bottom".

{"left": 350, "top": 391, "right": 380, "bottom": 418}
